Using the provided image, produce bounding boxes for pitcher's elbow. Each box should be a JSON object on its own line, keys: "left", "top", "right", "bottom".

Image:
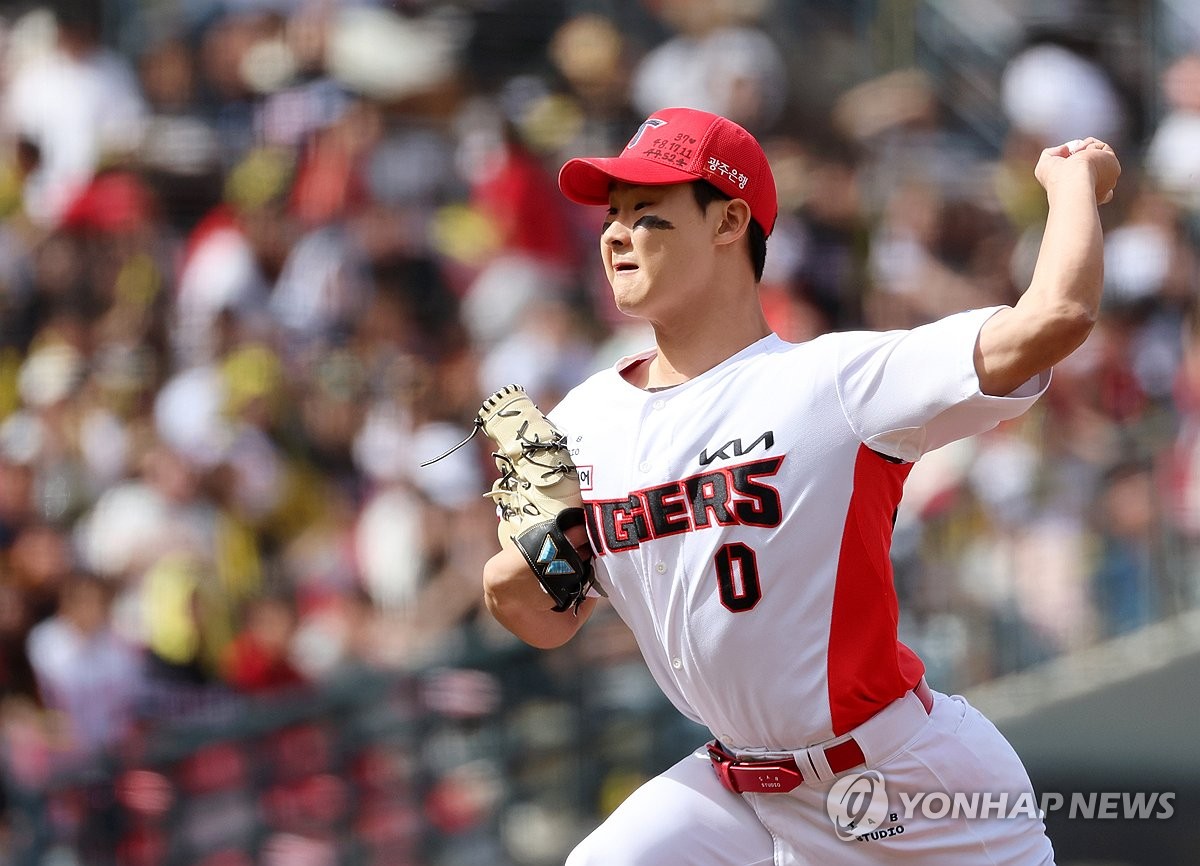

{"left": 1049, "top": 301, "right": 1098, "bottom": 351}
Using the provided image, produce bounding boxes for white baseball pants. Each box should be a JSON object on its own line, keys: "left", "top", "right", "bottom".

{"left": 566, "top": 692, "right": 1056, "bottom": 865}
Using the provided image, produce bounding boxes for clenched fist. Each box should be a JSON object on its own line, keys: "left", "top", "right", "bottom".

{"left": 1034, "top": 137, "right": 1122, "bottom": 205}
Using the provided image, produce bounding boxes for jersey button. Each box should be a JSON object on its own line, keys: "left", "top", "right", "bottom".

{"left": 638, "top": 461, "right": 650, "bottom": 472}
{"left": 655, "top": 562, "right": 666, "bottom": 574}
{"left": 671, "top": 658, "right": 683, "bottom": 669}
{"left": 653, "top": 399, "right": 665, "bottom": 410}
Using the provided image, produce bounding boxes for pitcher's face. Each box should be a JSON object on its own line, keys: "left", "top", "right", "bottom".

{"left": 601, "top": 183, "right": 721, "bottom": 319}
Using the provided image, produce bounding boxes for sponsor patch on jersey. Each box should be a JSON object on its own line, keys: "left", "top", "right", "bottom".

{"left": 699, "top": 430, "right": 774, "bottom": 466}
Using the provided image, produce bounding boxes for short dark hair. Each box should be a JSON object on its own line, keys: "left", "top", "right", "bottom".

{"left": 690, "top": 180, "right": 768, "bottom": 282}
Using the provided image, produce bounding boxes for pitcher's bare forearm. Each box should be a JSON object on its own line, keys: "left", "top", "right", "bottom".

{"left": 483, "top": 546, "right": 596, "bottom": 648}
{"left": 976, "top": 139, "right": 1121, "bottom": 396}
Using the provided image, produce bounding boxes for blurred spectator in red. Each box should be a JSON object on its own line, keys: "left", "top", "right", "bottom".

{"left": 471, "top": 123, "right": 579, "bottom": 271}
{"left": 222, "top": 594, "right": 305, "bottom": 694}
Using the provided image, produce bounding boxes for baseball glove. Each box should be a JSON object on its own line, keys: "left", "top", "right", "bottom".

{"left": 421, "top": 385, "right": 601, "bottom": 613}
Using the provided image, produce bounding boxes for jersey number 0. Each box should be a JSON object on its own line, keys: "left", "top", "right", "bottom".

{"left": 714, "top": 542, "right": 762, "bottom": 612}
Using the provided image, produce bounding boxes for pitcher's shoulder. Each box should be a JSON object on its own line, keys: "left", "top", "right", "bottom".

{"left": 548, "top": 366, "right": 630, "bottom": 428}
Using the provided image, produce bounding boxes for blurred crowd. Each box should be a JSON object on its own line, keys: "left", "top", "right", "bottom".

{"left": 1, "top": 0, "right": 1200, "bottom": 862}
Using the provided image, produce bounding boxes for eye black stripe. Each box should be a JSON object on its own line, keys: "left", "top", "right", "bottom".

{"left": 634, "top": 215, "right": 674, "bottom": 230}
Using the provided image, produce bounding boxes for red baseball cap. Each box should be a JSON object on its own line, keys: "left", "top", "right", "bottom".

{"left": 558, "top": 107, "right": 778, "bottom": 236}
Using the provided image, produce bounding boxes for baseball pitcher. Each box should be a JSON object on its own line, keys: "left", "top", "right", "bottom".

{"left": 475, "top": 107, "right": 1120, "bottom": 864}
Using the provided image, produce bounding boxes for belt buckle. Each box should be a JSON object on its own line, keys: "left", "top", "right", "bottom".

{"left": 706, "top": 741, "right": 804, "bottom": 794}
{"left": 706, "top": 741, "right": 739, "bottom": 792}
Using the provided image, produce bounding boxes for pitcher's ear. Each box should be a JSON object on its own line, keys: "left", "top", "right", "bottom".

{"left": 715, "top": 199, "right": 752, "bottom": 246}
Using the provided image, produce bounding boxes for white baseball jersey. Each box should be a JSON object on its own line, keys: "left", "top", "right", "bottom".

{"left": 550, "top": 307, "right": 1048, "bottom": 752}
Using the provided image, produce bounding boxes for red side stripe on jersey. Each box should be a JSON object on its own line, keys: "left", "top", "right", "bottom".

{"left": 827, "top": 444, "right": 924, "bottom": 736}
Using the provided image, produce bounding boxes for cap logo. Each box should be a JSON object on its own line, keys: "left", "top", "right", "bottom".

{"left": 707, "top": 157, "right": 749, "bottom": 190}
{"left": 626, "top": 117, "right": 668, "bottom": 150}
